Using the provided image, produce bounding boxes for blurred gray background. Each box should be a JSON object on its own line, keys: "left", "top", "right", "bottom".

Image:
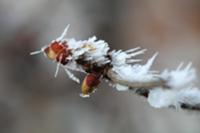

{"left": 0, "top": 0, "right": 200, "bottom": 133}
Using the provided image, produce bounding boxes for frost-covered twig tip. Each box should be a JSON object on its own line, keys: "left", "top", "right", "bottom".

{"left": 31, "top": 25, "right": 200, "bottom": 111}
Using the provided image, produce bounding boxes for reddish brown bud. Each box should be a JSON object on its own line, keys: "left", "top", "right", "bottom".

{"left": 81, "top": 73, "right": 101, "bottom": 96}
{"left": 44, "top": 41, "right": 70, "bottom": 65}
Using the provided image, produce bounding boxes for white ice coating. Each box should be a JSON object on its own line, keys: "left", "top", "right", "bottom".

{"left": 115, "top": 84, "right": 129, "bottom": 91}
{"left": 67, "top": 36, "right": 110, "bottom": 66}
{"left": 111, "top": 52, "right": 159, "bottom": 83}
{"left": 161, "top": 63, "right": 196, "bottom": 89}
{"left": 148, "top": 64, "right": 200, "bottom": 109}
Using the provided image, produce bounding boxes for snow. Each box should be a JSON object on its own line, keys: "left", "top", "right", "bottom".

{"left": 111, "top": 53, "right": 159, "bottom": 83}
{"left": 148, "top": 88, "right": 178, "bottom": 108}
{"left": 148, "top": 87, "right": 200, "bottom": 109}
{"left": 178, "top": 88, "right": 200, "bottom": 105}
{"left": 148, "top": 63, "right": 199, "bottom": 109}
{"left": 115, "top": 84, "right": 129, "bottom": 91}
{"left": 68, "top": 36, "right": 110, "bottom": 66}
{"left": 110, "top": 47, "right": 146, "bottom": 66}
{"left": 161, "top": 63, "right": 196, "bottom": 89}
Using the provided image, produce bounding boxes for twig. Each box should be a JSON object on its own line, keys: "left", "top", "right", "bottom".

{"left": 31, "top": 25, "right": 200, "bottom": 111}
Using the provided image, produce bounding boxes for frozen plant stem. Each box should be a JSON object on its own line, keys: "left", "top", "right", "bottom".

{"left": 31, "top": 25, "right": 200, "bottom": 111}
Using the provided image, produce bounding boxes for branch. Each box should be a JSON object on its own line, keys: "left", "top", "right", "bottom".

{"left": 31, "top": 25, "right": 200, "bottom": 111}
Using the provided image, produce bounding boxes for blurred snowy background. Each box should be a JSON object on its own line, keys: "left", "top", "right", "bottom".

{"left": 0, "top": 0, "right": 200, "bottom": 133}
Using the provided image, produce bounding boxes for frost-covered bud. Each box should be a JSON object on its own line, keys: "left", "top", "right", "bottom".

{"left": 81, "top": 73, "right": 101, "bottom": 97}
{"left": 44, "top": 40, "right": 71, "bottom": 65}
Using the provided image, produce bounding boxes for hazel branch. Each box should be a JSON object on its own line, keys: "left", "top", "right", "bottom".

{"left": 31, "top": 25, "right": 200, "bottom": 111}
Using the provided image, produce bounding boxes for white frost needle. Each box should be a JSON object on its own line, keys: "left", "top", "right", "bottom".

{"left": 30, "top": 50, "right": 43, "bottom": 55}
{"left": 176, "top": 62, "right": 184, "bottom": 70}
{"left": 185, "top": 62, "right": 192, "bottom": 71}
{"left": 126, "top": 59, "right": 142, "bottom": 63}
{"left": 54, "top": 63, "right": 60, "bottom": 78}
{"left": 125, "top": 47, "right": 141, "bottom": 53}
{"left": 56, "top": 24, "right": 70, "bottom": 41}
{"left": 128, "top": 49, "right": 147, "bottom": 57}
{"left": 64, "top": 68, "right": 80, "bottom": 83}
{"left": 144, "top": 52, "right": 158, "bottom": 71}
